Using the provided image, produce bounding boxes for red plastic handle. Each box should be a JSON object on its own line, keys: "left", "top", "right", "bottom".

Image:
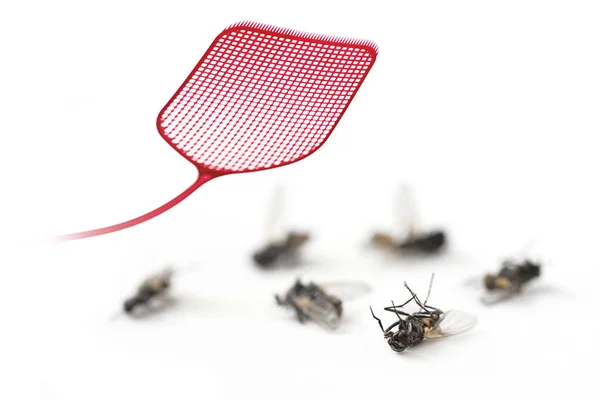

{"left": 49, "top": 172, "right": 215, "bottom": 243}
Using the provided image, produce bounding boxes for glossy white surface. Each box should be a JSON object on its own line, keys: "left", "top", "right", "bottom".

{"left": 1, "top": 1, "right": 598, "bottom": 399}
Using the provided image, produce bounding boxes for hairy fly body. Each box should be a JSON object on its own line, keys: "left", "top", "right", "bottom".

{"left": 481, "top": 258, "right": 542, "bottom": 304}
{"left": 370, "top": 275, "right": 476, "bottom": 352}
{"left": 123, "top": 268, "right": 174, "bottom": 315}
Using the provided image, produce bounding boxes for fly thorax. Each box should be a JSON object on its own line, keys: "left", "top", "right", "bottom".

{"left": 495, "top": 277, "right": 512, "bottom": 290}
{"left": 286, "top": 232, "right": 310, "bottom": 249}
{"left": 409, "top": 320, "right": 425, "bottom": 344}
{"left": 370, "top": 233, "right": 395, "bottom": 249}
{"left": 418, "top": 317, "right": 435, "bottom": 329}
{"left": 144, "top": 277, "right": 164, "bottom": 292}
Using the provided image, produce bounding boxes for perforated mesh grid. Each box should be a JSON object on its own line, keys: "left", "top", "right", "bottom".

{"left": 158, "top": 22, "right": 378, "bottom": 173}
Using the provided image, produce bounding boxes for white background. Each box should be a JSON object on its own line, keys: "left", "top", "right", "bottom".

{"left": 1, "top": 1, "right": 599, "bottom": 399}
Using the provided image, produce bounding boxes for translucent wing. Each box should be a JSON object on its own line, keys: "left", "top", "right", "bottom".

{"left": 171, "top": 262, "right": 203, "bottom": 275}
{"left": 295, "top": 297, "right": 342, "bottom": 330}
{"left": 318, "top": 281, "right": 372, "bottom": 301}
{"left": 394, "top": 182, "right": 418, "bottom": 240}
{"left": 265, "top": 184, "right": 285, "bottom": 242}
{"left": 480, "top": 289, "right": 517, "bottom": 306}
{"left": 514, "top": 238, "right": 536, "bottom": 259}
{"left": 509, "top": 239, "right": 548, "bottom": 271}
{"left": 425, "top": 309, "right": 477, "bottom": 339}
{"left": 462, "top": 274, "right": 485, "bottom": 289}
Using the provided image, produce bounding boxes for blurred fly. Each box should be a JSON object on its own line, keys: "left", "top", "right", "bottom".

{"left": 481, "top": 258, "right": 542, "bottom": 305}
{"left": 370, "top": 274, "right": 476, "bottom": 352}
{"left": 275, "top": 279, "right": 371, "bottom": 330}
{"left": 252, "top": 185, "right": 311, "bottom": 268}
{"left": 370, "top": 183, "right": 446, "bottom": 256}
{"left": 122, "top": 267, "right": 175, "bottom": 316}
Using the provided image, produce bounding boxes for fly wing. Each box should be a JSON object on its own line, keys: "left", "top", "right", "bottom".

{"left": 425, "top": 309, "right": 477, "bottom": 339}
{"left": 462, "top": 274, "right": 485, "bottom": 289}
{"left": 394, "top": 183, "right": 418, "bottom": 241}
{"left": 514, "top": 238, "right": 536, "bottom": 259}
{"left": 265, "top": 184, "right": 285, "bottom": 242}
{"left": 292, "top": 296, "right": 342, "bottom": 330}
{"left": 318, "top": 281, "right": 372, "bottom": 301}
{"left": 480, "top": 289, "right": 518, "bottom": 306}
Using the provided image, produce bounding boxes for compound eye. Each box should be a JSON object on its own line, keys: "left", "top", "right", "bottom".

{"left": 388, "top": 340, "right": 406, "bottom": 353}
{"left": 394, "top": 331, "right": 409, "bottom": 343}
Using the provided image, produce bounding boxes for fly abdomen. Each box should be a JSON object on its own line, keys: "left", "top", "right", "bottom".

{"left": 124, "top": 288, "right": 157, "bottom": 313}
{"left": 253, "top": 244, "right": 284, "bottom": 267}
{"left": 123, "top": 296, "right": 144, "bottom": 313}
{"left": 305, "top": 298, "right": 342, "bottom": 329}
{"left": 398, "top": 230, "right": 446, "bottom": 253}
{"left": 520, "top": 262, "right": 541, "bottom": 281}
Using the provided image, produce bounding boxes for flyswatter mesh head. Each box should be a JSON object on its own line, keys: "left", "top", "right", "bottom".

{"left": 52, "top": 21, "right": 378, "bottom": 242}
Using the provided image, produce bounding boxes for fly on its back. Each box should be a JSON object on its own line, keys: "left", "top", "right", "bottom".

{"left": 275, "top": 279, "right": 371, "bottom": 330}
{"left": 370, "top": 274, "right": 477, "bottom": 353}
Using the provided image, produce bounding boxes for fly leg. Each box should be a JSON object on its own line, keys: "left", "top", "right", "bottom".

{"left": 370, "top": 307, "right": 385, "bottom": 332}
{"left": 389, "top": 300, "right": 406, "bottom": 326}
{"left": 383, "top": 294, "right": 416, "bottom": 314}
{"left": 371, "top": 307, "right": 404, "bottom": 334}
{"left": 403, "top": 281, "right": 441, "bottom": 315}
{"left": 403, "top": 282, "right": 429, "bottom": 312}
{"left": 424, "top": 273, "right": 435, "bottom": 305}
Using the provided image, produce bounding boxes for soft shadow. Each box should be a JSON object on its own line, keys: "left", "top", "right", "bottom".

{"left": 329, "top": 311, "right": 363, "bottom": 335}
{"left": 371, "top": 248, "right": 473, "bottom": 269}
{"left": 394, "top": 329, "right": 481, "bottom": 360}
{"left": 250, "top": 255, "right": 326, "bottom": 275}
{"left": 119, "top": 296, "right": 180, "bottom": 321}
{"left": 109, "top": 293, "right": 223, "bottom": 322}
{"left": 480, "top": 282, "right": 573, "bottom": 307}
{"left": 526, "top": 283, "right": 573, "bottom": 298}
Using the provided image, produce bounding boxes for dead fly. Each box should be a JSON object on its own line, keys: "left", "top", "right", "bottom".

{"left": 369, "top": 184, "right": 446, "bottom": 257}
{"left": 252, "top": 185, "right": 311, "bottom": 269}
{"left": 253, "top": 232, "right": 310, "bottom": 268}
{"left": 275, "top": 279, "right": 370, "bottom": 330}
{"left": 480, "top": 258, "right": 542, "bottom": 305}
{"left": 371, "top": 231, "right": 446, "bottom": 255}
{"left": 122, "top": 267, "right": 175, "bottom": 316}
{"left": 370, "top": 275, "right": 476, "bottom": 352}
